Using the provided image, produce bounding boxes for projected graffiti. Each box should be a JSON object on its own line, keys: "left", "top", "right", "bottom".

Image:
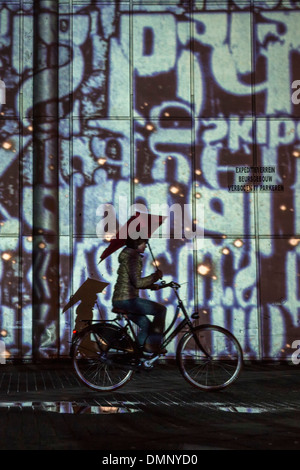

{"left": 0, "top": 0, "right": 300, "bottom": 360}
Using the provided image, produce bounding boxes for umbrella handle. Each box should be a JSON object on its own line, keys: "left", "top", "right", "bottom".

{"left": 147, "top": 241, "right": 159, "bottom": 271}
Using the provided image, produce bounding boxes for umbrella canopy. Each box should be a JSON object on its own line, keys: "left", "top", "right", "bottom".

{"left": 99, "top": 211, "right": 167, "bottom": 263}
{"left": 62, "top": 278, "right": 109, "bottom": 313}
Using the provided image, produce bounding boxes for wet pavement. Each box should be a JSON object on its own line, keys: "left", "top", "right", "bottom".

{"left": 0, "top": 360, "right": 299, "bottom": 450}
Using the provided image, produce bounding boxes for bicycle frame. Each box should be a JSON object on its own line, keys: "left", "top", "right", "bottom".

{"left": 72, "top": 280, "right": 243, "bottom": 391}
{"left": 71, "top": 281, "right": 207, "bottom": 361}
{"left": 160, "top": 284, "right": 194, "bottom": 350}
{"left": 116, "top": 281, "right": 204, "bottom": 357}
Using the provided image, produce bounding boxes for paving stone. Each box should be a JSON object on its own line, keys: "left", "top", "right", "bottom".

{"left": 0, "top": 361, "right": 299, "bottom": 450}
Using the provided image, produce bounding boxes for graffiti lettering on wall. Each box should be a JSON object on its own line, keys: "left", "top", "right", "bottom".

{"left": 0, "top": 1, "right": 299, "bottom": 359}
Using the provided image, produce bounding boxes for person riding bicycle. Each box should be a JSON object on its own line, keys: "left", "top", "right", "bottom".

{"left": 112, "top": 237, "right": 167, "bottom": 353}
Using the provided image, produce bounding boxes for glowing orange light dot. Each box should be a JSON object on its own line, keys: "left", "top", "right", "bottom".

{"left": 197, "top": 264, "right": 210, "bottom": 276}
{"left": 2, "top": 142, "right": 12, "bottom": 150}
{"left": 170, "top": 185, "right": 179, "bottom": 194}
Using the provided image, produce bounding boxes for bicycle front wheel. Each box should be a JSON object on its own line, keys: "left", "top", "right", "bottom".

{"left": 73, "top": 325, "right": 135, "bottom": 391}
{"left": 177, "top": 325, "right": 243, "bottom": 391}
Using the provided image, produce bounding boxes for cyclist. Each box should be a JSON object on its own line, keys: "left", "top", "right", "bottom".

{"left": 112, "top": 237, "right": 167, "bottom": 353}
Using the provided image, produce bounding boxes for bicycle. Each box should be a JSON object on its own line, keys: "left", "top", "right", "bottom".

{"left": 70, "top": 280, "right": 243, "bottom": 392}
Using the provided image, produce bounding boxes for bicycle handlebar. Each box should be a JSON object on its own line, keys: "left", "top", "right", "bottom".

{"left": 150, "top": 280, "right": 181, "bottom": 290}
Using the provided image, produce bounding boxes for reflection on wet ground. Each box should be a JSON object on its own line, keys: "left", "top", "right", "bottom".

{"left": 200, "top": 402, "right": 296, "bottom": 414}
{"left": 0, "top": 400, "right": 293, "bottom": 415}
{"left": 216, "top": 406, "right": 268, "bottom": 413}
{"left": 0, "top": 401, "right": 141, "bottom": 414}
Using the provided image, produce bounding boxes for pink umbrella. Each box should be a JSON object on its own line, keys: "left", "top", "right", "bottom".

{"left": 99, "top": 211, "right": 167, "bottom": 267}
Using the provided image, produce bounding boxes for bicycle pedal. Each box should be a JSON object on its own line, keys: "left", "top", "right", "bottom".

{"left": 142, "top": 360, "right": 154, "bottom": 370}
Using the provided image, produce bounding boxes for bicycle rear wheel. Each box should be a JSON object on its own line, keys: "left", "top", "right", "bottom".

{"left": 73, "top": 325, "right": 135, "bottom": 391}
{"left": 177, "top": 325, "right": 243, "bottom": 391}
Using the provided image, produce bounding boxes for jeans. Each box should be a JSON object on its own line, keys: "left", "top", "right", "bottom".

{"left": 113, "top": 297, "right": 167, "bottom": 347}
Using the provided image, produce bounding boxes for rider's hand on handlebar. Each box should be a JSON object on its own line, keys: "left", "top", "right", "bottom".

{"left": 150, "top": 284, "right": 161, "bottom": 290}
